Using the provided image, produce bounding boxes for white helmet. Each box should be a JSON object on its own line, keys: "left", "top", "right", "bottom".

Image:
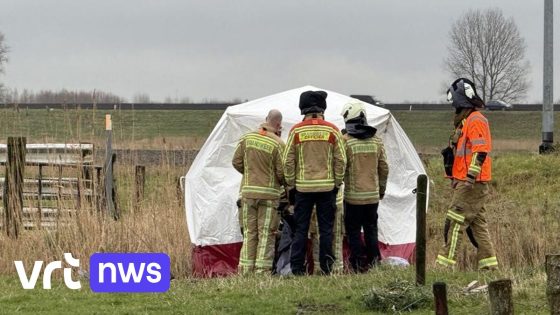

{"left": 341, "top": 101, "right": 367, "bottom": 123}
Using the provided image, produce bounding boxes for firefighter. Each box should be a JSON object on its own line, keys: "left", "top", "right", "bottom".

{"left": 436, "top": 78, "right": 498, "bottom": 270}
{"left": 340, "top": 101, "right": 389, "bottom": 273}
{"left": 232, "top": 109, "right": 285, "bottom": 274}
{"left": 283, "top": 90, "right": 346, "bottom": 275}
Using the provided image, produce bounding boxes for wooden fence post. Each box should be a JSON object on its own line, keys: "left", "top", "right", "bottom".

{"left": 76, "top": 165, "right": 82, "bottom": 210}
{"left": 488, "top": 279, "right": 514, "bottom": 315}
{"left": 95, "top": 166, "right": 102, "bottom": 211}
{"left": 111, "top": 153, "right": 119, "bottom": 220}
{"left": 3, "top": 137, "right": 26, "bottom": 238}
{"left": 176, "top": 177, "right": 184, "bottom": 207}
{"left": 37, "top": 164, "right": 43, "bottom": 228}
{"left": 134, "top": 165, "right": 145, "bottom": 211}
{"left": 57, "top": 164, "right": 63, "bottom": 215}
{"left": 433, "top": 282, "right": 449, "bottom": 315}
{"left": 83, "top": 164, "right": 92, "bottom": 207}
{"left": 416, "top": 174, "right": 428, "bottom": 285}
{"left": 104, "top": 114, "right": 115, "bottom": 218}
{"left": 546, "top": 254, "right": 560, "bottom": 314}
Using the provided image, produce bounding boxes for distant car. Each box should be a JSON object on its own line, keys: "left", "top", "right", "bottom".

{"left": 350, "top": 95, "right": 384, "bottom": 107}
{"left": 486, "top": 100, "right": 513, "bottom": 111}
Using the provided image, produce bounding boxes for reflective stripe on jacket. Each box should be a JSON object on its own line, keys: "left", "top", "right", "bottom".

{"left": 343, "top": 134, "right": 389, "bottom": 205}
{"left": 283, "top": 115, "right": 346, "bottom": 193}
{"left": 232, "top": 124, "right": 285, "bottom": 199}
{"left": 452, "top": 111, "right": 492, "bottom": 181}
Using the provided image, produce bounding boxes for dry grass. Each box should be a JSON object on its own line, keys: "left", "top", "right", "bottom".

{"left": 424, "top": 153, "right": 560, "bottom": 271}
{"left": 492, "top": 139, "right": 540, "bottom": 152}
{"left": 0, "top": 108, "right": 558, "bottom": 280}
{"left": 0, "top": 152, "right": 192, "bottom": 278}
{"left": 2, "top": 152, "right": 557, "bottom": 279}
{"left": 0, "top": 204, "right": 190, "bottom": 278}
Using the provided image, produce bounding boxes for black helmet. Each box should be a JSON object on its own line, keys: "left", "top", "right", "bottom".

{"left": 299, "top": 90, "right": 327, "bottom": 115}
{"left": 447, "top": 78, "right": 484, "bottom": 109}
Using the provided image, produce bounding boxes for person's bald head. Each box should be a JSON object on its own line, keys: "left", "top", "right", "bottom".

{"left": 266, "top": 109, "right": 283, "bottom": 132}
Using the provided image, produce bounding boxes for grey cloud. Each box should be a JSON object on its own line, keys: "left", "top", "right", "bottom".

{"left": 0, "top": 0, "right": 557, "bottom": 103}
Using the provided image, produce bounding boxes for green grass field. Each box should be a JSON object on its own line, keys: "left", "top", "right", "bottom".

{"left": 0, "top": 267, "right": 549, "bottom": 314}
{"left": 0, "top": 108, "right": 557, "bottom": 152}
{"left": 0, "top": 109, "right": 223, "bottom": 147}
{"left": 0, "top": 108, "right": 558, "bottom": 314}
{"left": 392, "top": 111, "right": 556, "bottom": 153}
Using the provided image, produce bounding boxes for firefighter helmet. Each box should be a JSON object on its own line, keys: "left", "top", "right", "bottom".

{"left": 341, "top": 101, "right": 367, "bottom": 123}
{"left": 447, "top": 78, "right": 484, "bottom": 109}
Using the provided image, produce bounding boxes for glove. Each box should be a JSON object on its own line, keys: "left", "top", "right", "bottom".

{"left": 379, "top": 193, "right": 385, "bottom": 200}
{"left": 277, "top": 201, "right": 289, "bottom": 216}
{"left": 236, "top": 198, "right": 242, "bottom": 208}
{"left": 441, "top": 146, "right": 454, "bottom": 177}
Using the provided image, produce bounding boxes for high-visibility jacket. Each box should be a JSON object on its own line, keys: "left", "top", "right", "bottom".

{"left": 343, "top": 134, "right": 389, "bottom": 205}
{"left": 452, "top": 111, "right": 492, "bottom": 182}
{"left": 232, "top": 123, "right": 285, "bottom": 199}
{"left": 283, "top": 115, "right": 346, "bottom": 192}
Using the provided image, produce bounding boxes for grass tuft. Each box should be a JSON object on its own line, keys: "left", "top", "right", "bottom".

{"left": 362, "top": 279, "right": 431, "bottom": 313}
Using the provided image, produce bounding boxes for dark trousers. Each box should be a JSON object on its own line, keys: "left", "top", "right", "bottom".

{"left": 344, "top": 202, "right": 381, "bottom": 272}
{"left": 290, "top": 191, "right": 336, "bottom": 275}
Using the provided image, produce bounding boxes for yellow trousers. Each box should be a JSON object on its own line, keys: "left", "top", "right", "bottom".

{"left": 436, "top": 181, "right": 497, "bottom": 269}
{"left": 239, "top": 198, "right": 280, "bottom": 274}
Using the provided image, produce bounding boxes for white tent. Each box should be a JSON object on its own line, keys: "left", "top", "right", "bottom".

{"left": 184, "top": 86, "right": 426, "bottom": 276}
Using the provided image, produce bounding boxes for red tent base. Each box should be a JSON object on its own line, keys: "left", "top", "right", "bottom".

{"left": 192, "top": 240, "right": 415, "bottom": 278}
{"left": 192, "top": 242, "right": 242, "bottom": 277}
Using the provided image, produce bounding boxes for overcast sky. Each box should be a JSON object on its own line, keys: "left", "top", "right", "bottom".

{"left": 0, "top": 0, "right": 557, "bottom": 103}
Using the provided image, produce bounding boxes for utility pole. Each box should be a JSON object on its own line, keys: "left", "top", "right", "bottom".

{"left": 540, "top": 0, "right": 554, "bottom": 154}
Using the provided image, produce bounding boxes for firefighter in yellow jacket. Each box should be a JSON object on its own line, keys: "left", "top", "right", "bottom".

{"left": 436, "top": 78, "right": 497, "bottom": 270}
{"left": 232, "top": 109, "right": 285, "bottom": 274}
{"left": 283, "top": 90, "right": 346, "bottom": 275}
{"left": 341, "top": 101, "right": 389, "bottom": 272}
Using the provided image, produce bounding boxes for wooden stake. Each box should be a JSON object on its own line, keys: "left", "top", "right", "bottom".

{"left": 3, "top": 137, "right": 26, "bottom": 238}
{"left": 416, "top": 174, "right": 428, "bottom": 285}
{"left": 433, "top": 282, "right": 449, "bottom": 315}
{"left": 37, "top": 164, "right": 43, "bottom": 228}
{"left": 104, "top": 114, "right": 114, "bottom": 217}
{"left": 111, "top": 153, "right": 119, "bottom": 220}
{"left": 134, "top": 165, "right": 145, "bottom": 211}
{"left": 488, "top": 279, "right": 514, "bottom": 315}
{"left": 546, "top": 254, "right": 560, "bottom": 314}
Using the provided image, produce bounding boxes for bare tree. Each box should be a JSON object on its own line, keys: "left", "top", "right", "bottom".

{"left": 445, "top": 8, "right": 530, "bottom": 103}
{"left": 0, "top": 32, "right": 8, "bottom": 98}
{"left": 2, "top": 88, "right": 124, "bottom": 104}
{"left": 0, "top": 32, "right": 7, "bottom": 74}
